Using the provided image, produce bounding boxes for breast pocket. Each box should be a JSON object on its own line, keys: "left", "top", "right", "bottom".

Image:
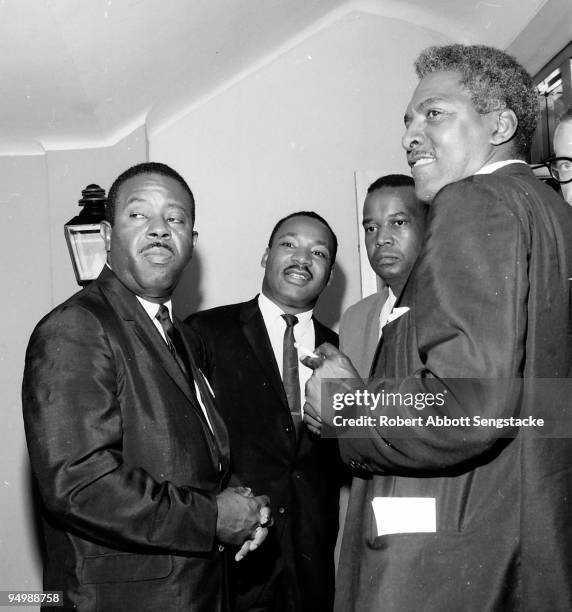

{"left": 375, "top": 309, "right": 423, "bottom": 378}
{"left": 82, "top": 553, "right": 173, "bottom": 584}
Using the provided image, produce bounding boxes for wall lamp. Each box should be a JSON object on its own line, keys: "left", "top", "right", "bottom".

{"left": 64, "top": 184, "right": 107, "bottom": 286}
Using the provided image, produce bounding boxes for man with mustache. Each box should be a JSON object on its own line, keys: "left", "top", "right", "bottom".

{"left": 187, "top": 212, "right": 342, "bottom": 612}
{"left": 23, "top": 162, "right": 270, "bottom": 611}
{"left": 304, "top": 45, "right": 572, "bottom": 611}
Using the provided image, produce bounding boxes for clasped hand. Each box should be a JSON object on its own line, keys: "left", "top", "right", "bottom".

{"left": 216, "top": 486, "right": 272, "bottom": 562}
{"left": 301, "top": 342, "right": 361, "bottom": 436}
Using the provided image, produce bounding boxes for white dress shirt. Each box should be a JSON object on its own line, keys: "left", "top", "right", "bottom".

{"left": 258, "top": 292, "right": 315, "bottom": 407}
{"left": 378, "top": 287, "right": 397, "bottom": 338}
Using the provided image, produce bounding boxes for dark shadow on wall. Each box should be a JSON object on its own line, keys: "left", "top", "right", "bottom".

{"left": 313, "top": 262, "right": 346, "bottom": 331}
{"left": 173, "top": 250, "right": 204, "bottom": 320}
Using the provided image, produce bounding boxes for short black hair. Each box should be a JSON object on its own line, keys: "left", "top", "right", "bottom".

{"left": 366, "top": 174, "right": 428, "bottom": 218}
{"left": 105, "top": 162, "right": 195, "bottom": 225}
{"left": 367, "top": 174, "right": 414, "bottom": 194}
{"left": 415, "top": 44, "right": 538, "bottom": 158}
{"left": 268, "top": 211, "right": 338, "bottom": 264}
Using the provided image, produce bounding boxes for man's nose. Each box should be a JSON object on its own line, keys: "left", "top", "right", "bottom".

{"left": 148, "top": 216, "right": 171, "bottom": 238}
{"left": 292, "top": 248, "right": 311, "bottom": 265}
{"left": 376, "top": 226, "right": 394, "bottom": 246}
{"left": 402, "top": 118, "right": 424, "bottom": 151}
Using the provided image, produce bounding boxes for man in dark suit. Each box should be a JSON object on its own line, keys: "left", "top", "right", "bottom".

{"left": 304, "top": 45, "right": 572, "bottom": 611}
{"left": 187, "top": 212, "right": 342, "bottom": 612}
{"left": 22, "top": 162, "right": 270, "bottom": 611}
{"left": 339, "top": 174, "right": 426, "bottom": 377}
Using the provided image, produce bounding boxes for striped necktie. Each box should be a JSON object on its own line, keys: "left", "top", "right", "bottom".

{"left": 282, "top": 313, "right": 301, "bottom": 433}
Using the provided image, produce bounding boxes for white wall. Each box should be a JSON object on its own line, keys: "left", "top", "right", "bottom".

{"left": 150, "top": 11, "right": 449, "bottom": 326}
{"left": 0, "top": 127, "right": 147, "bottom": 600}
{"left": 0, "top": 155, "right": 51, "bottom": 595}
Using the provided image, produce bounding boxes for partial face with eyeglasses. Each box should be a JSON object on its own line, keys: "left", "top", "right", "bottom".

{"left": 553, "top": 120, "right": 572, "bottom": 205}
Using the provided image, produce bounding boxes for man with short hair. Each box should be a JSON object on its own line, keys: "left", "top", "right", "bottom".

{"left": 304, "top": 45, "right": 572, "bottom": 611}
{"left": 23, "top": 162, "right": 270, "bottom": 611}
{"left": 339, "top": 174, "right": 426, "bottom": 377}
{"left": 552, "top": 105, "right": 572, "bottom": 205}
{"left": 187, "top": 212, "right": 342, "bottom": 612}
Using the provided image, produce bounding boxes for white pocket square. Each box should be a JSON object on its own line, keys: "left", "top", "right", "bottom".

{"left": 372, "top": 497, "right": 436, "bottom": 536}
{"left": 386, "top": 307, "right": 410, "bottom": 324}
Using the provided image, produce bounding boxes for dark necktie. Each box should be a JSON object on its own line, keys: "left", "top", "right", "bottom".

{"left": 155, "top": 304, "right": 190, "bottom": 377}
{"left": 155, "top": 304, "right": 227, "bottom": 470}
{"left": 282, "top": 314, "right": 301, "bottom": 433}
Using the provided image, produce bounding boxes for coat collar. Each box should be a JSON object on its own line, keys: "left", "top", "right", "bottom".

{"left": 486, "top": 161, "right": 536, "bottom": 180}
{"left": 93, "top": 267, "right": 202, "bottom": 421}
{"left": 92, "top": 267, "right": 230, "bottom": 473}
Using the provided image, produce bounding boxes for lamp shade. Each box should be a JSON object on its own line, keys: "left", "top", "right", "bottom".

{"left": 64, "top": 184, "right": 107, "bottom": 286}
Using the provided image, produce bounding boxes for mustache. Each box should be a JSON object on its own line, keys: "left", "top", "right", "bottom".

{"left": 285, "top": 264, "right": 312, "bottom": 279}
{"left": 140, "top": 241, "right": 174, "bottom": 254}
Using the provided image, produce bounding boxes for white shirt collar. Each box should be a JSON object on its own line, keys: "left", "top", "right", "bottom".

{"left": 136, "top": 296, "right": 173, "bottom": 319}
{"left": 474, "top": 159, "right": 526, "bottom": 175}
{"left": 258, "top": 291, "right": 313, "bottom": 325}
{"left": 106, "top": 263, "right": 173, "bottom": 319}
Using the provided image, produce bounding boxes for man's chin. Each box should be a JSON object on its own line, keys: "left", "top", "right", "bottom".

{"left": 274, "top": 286, "right": 319, "bottom": 311}
{"left": 372, "top": 262, "right": 400, "bottom": 280}
{"left": 414, "top": 181, "right": 439, "bottom": 204}
{"left": 139, "top": 272, "right": 180, "bottom": 298}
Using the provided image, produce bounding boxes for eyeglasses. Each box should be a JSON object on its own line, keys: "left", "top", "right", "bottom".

{"left": 543, "top": 157, "right": 572, "bottom": 185}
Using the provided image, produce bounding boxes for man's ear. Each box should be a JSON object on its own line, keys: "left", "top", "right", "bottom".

{"left": 100, "top": 220, "right": 112, "bottom": 252}
{"left": 491, "top": 109, "right": 518, "bottom": 146}
{"left": 261, "top": 248, "right": 269, "bottom": 268}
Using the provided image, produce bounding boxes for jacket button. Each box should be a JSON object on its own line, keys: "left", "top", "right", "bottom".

{"left": 285, "top": 425, "right": 293, "bottom": 433}
{"left": 278, "top": 506, "right": 286, "bottom": 515}
{"left": 218, "top": 544, "right": 225, "bottom": 552}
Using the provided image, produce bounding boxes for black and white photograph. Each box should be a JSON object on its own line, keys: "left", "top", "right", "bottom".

{"left": 1, "top": 1, "right": 571, "bottom": 610}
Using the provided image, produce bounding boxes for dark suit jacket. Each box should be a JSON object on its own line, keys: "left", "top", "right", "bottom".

{"left": 336, "top": 164, "right": 572, "bottom": 612}
{"left": 187, "top": 298, "right": 341, "bottom": 612}
{"left": 22, "top": 266, "right": 230, "bottom": 612}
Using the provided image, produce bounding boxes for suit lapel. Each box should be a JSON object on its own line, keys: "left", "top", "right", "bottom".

{"left": 176, "top": 318, "right": 231, "bottom": 475}
{"left": 97, "top": 267, "right": 213, "bottom": 429}
{"left": 132, "top": 304, "right": 197, "bottom": 404}
{"left": 240, "top": 298, "right": 289, "bottom": 407}
{"left": 314, "top": 318, "right": 332, "bottom": 346}
{"left": 365, "top": 290, "right": 389, "bottom": 374}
